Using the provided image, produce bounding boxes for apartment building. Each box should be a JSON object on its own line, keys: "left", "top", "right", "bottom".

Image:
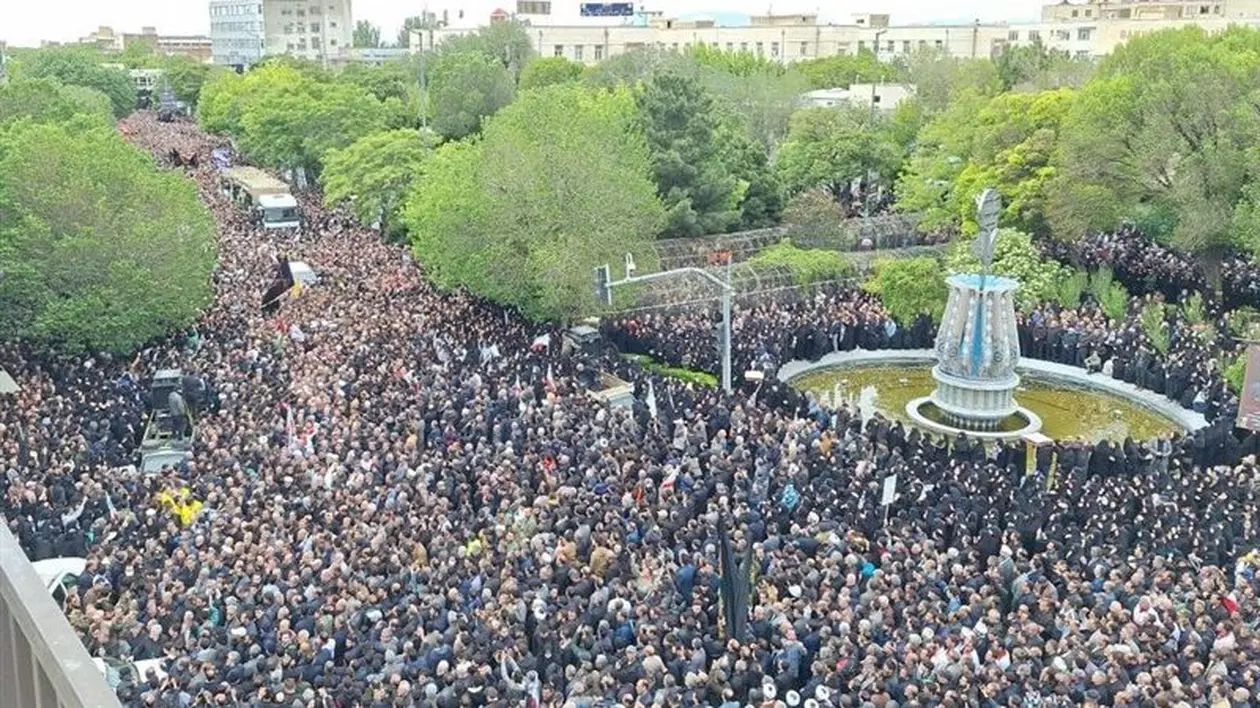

{"left": 210, "top": 0, "right": 353, "bottom": 69}
{"left": 209, "top": 1, "right": 266, "bottom": 67}
{"left": 409, "top": 0, "right": 1260, "bottom": 65}
{"left": 262, "top": 0, "right": 354, "bottom": 65}
{"left": 414, "top": 17, "right": 1009, "bottom": 64}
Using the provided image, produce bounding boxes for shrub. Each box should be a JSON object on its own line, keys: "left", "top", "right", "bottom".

{"left": 749, "top": 239, "right": 853, "bottom": 285}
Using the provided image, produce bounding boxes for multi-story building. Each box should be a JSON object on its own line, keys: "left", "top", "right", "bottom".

{"left": 409, "top": 0, "right": 1260, "bottom": 66}
{"left": 209, "top": 0, "right": 353, "bottom": 69}
{"left": 75, "top": 25, "right": 213, "bottom": 63}
{"left": 209, "top": 0, "right": 266, "bottom": 68}
{"left": 261, "top": 0, "right": 354, "bottom": 66}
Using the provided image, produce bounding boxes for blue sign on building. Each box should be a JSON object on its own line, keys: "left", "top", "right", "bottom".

{"left": 580, "top": 2, "right": 634, "bottom": 17}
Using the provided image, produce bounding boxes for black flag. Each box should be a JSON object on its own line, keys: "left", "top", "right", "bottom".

{"left": 718, "top": 515, "right": 751, "bottom": 642}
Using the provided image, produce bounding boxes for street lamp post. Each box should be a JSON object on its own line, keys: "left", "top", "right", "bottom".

{"left": 597, "top": 257, "right": 735, "bottom": 393}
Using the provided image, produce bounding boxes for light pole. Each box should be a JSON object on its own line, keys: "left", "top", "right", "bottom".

{"left": 870, "top": 29, "right": 886, "bottom": 125}
{"left": 597, "top": 256, "right": 735, "bottom": 393}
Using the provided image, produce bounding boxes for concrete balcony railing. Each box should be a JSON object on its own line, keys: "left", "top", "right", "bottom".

{"left": 0, "top": 522, "right": 121, "bottom": 708}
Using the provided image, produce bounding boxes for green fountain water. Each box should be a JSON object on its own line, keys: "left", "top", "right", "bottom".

{"left": 793, "top": 366, "right": 1179, "bottom": 443}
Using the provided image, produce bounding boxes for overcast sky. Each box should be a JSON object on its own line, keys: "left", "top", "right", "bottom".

{"left": 3, "top": 0, "right": 1046, "bottom": 48}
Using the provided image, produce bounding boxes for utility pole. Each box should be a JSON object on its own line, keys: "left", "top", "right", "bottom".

{"left": 597, "top": 255, "right": 735, "bottom": 393}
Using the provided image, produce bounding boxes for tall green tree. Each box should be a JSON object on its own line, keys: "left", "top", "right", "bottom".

{"left": 403, "top": 84, "right": 664, "bottom": 320}
{"left": 354, "top": 20, "right": 383, "bottom": 48}
{"left": 896, "top": 88, "right": 1073, "bottom": 235}
{"left": 397, "top": 16, "right": 433, "bottom": 48}
{"left": 995, "top": 42, "right": 1095, "bottom": 91}
{"left": 0, "top": 78, "right": 114, "bottom": 127}
{"left": 637, "top": 72, "right": 741, "bottom": 237}
{"left": 895, "top": 49, "right": 1002, "bottom": 115}
{"left": 795, "top": 51, "right": 900, "bottom": 89}
{"left": 777, "top": 106, "right": 902, "bottom": 199}
{"left": 200, "top": 64, "right": 398, "bottom": 173}
{"left": 163, "top": 55, "right": 214, "bottom": 107}
{"left": 12, "top": 47, "right": 137, "bottom": 118}
{"left": 520, "top": 56, "right": 583, "bottom": 91}
{"left": 322, "top": 128, "right": 438, "bottom": 236}
{"left": 439, "top": 21, "right": 534, "bottom": 79}
{"left": 429, "top": 50, "right": 515, "bottom": 140}
{"left": 698, "top": 62, "right": 808, "bottom": 151}
{"left": 338, "top": 61, "right": 413, "bottom": 102}
{"left": 0, "top": 121, "right": 217, "bottom": 352}
{"left": 1050, "top": 27, "right": 1260, "bottom": 281}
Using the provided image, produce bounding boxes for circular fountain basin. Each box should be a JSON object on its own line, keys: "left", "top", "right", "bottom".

{"left": 782, "top": 351, "right": 1204, "bottom": 443}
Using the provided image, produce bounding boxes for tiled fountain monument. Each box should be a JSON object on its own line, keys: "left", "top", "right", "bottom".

{"left": 905, "top": 189, "right": 1043, "bottom": 438}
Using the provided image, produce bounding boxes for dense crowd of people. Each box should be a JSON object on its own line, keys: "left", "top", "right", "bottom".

{"left": 1040, "top": 225, "right": 1260, "bottom": 312}
{"left": 5, "top": 115, "right": 1260, "bottom": 708}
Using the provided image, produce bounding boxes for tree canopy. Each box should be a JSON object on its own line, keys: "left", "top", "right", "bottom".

{"left": 428, "top": 50, "right": 515, "bottom": 141}
{"left": 199, "top": 65, "right": 400, "bottom": 173}
{"left": 794, "top": 51, "right": 901, "bottom": 89}
{"left": 0, "top": 120, "right": 217, "bottom": 352}
{"left": 354, "top": 21, "right": 383, "bottom": 48}
{"left": 322, "top": 128, "right": 438, "bottom": 237}
{"left": 777, "top": 106, "right": 902, "bottom": 200}
{"left": 637, "top": 72, "right": 741, "bottom": 238}
{"left": 403, "top": 84, "right": 664, "bottom": 320}
{"left": 897, "top": 89, "right": 1075, "bottom": 235}
{"left": 1050, "top": 27, "right": 1260, "bottom": 271}
{"left": 520, "top": 57, "right": 583, "bottom": 91}
{"left": 0, "top": 78, "right": 114, "bottom": 128}
{"left": 12, "top": 47, "right": 136, "bottom": 118}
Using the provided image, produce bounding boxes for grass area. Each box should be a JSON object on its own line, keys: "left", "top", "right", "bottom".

{"left": 623, "top": 354, "right": 719, "bottom": 387}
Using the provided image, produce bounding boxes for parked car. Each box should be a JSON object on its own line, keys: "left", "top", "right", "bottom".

{"left": 30, "top": 557, "right": 85, "bottom": 610}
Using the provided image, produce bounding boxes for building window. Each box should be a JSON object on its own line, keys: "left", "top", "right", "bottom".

{"left": 857, "top": 40, "right": 866, "bottom": 52}
{"left": 1028, "top": 29, "right": 1041, "bottom": 40}
{"left": 554, "top": 44, "right": 564, "bottom": 57}
{"left": 284, "top": 23, "right": 294, "bottom": 34}
{"left": 1084, "top": 8, "right": 1092, "bottom": 16}
{"left": 740, "top": 42, "right": 748, "bottom": 51}
{"left": 800, "top": 41, "right": 808, "bottom": 55}
{"left": 901, "top": 40, "right": 910, "bottom": 52}
{"left": 755, "top": 42, "right": 763, "bottom": 55}
{"left": 516, "top": 1, "right": 551, "bottom": 13}
{"left": 671, "top": 42, "right": 678, "bottom": 52}
{"left": 1119, "top": 8, "right": 1131, "bottom": 17}
{"left": 770, "top": 41, "right": 779, "bottom": 57}
{"left": 1008, "top": 30, "right": 1019, "bottom": 41}
{"left": 934, "top": 39, "right": 943, "bottom": 48}
{"left": 329, "top": 38, "right": 336, "bottom": 46}
{"left": 574, "top": 44, "right": 583, "bottom": 60}
{"left": 1055, "top": 29, "right": 1070, "bottom": 40}
{"left": 1076, "top": 49, "right": 1089, "bottom": 58}
{"left": 1070, "top": 9, "right": 1078, "bottom": 16}
{"left": 885, "top": 40, "right": 894, "bottom": 52}
{"left": 1200, "top": 4, "right": 1210, "bottom": 13}
{"left": 918, "top": 39, "right": 927, "bottom": 48}
{"left": 310, "top": 22, "right": 320, "bottom": 33}
{"left": 594, "top": 44, "right": 604, "bottom": 60}
{"left": 1077, "top": 27, "right": 1093, "bottom": 41}
{"left": 726, "top": 42, "right": 733, "bottom": 51}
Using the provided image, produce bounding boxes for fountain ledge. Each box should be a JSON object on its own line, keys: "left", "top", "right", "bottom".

{"left": 777, "top": 349, "right": 1208, "bottom": 434}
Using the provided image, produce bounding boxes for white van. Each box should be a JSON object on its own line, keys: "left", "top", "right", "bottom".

{"left": 30, "top": 557, "right": 86, "bottom": 609}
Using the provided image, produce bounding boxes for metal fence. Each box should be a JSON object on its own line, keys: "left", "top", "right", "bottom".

{"left": 651, "top": 213, "right": 940, "bottom": 271}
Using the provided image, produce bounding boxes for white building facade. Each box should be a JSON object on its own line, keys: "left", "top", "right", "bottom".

{"left": 210, "top": 0, "right": 353, "bottom": 68}
{"left": 409, "top": 0, "right": 1260, "bottom": 65}
{"left": 262, "top": 0, "right": 354, "bottom": 65}
{"left": 209, "top": 0, "right": 266, "bottom": 67}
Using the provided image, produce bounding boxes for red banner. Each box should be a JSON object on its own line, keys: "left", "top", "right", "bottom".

{"left": 1237, "top": 344, "right": 1260, "bottom": 431}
